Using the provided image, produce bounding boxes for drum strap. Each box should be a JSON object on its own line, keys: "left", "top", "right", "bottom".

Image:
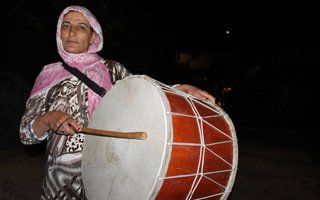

{"left": 61, "top": 61, "right": 106, "bottom": 97}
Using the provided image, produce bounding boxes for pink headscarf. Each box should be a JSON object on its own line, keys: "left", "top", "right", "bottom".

{"left": 30, "top": 5, "right": 112, "bottom": 117}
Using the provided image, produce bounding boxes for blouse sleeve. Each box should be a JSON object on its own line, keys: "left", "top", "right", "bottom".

{"left": 104, "top": 59, "right": 132, "bottom": 84}
{"left": 19, "top": 91, "right": 49, "bottom": 145}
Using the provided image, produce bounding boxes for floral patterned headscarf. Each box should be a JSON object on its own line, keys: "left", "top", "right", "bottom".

{"left": 56, "top": 5, "right": 103, "bottom": 67}
{"left": 30, "top": 5, "right": 112, "bottom": 117}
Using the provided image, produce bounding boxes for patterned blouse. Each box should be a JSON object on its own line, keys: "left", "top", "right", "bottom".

{"left": 19, "top": 59, "right": 131, "bottom": 200}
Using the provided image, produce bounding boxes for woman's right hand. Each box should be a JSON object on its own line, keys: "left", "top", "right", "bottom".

{"left": 33, "top": 111, "right": 81, "bottom": 137}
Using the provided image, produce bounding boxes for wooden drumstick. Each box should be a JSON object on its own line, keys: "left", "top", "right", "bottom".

{"left": 77, "top": 127, "right": 148, "bottom": 140}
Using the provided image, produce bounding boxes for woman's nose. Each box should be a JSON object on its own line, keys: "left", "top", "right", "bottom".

{"left": 69, "top": 26, "right": 77, "bottom": 36}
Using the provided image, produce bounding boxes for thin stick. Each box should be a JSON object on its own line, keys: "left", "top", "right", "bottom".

{"left": 78, "top": 127, "right": 148, "bottom": 140}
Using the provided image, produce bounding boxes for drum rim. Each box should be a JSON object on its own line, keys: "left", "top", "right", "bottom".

{"left": 221, "top": 112, "right": 238, "bottom": 200}
{"left": 132, "top": 75, "right": 175, "bottom": 199}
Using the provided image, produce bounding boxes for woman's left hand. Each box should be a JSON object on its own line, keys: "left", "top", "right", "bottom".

{"left": 174, "top": 84, "right": 216, "bottom": 102}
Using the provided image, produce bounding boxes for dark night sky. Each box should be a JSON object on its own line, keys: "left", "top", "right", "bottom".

{"left": 2, "top": 1, "right": 320, "bottom": 65}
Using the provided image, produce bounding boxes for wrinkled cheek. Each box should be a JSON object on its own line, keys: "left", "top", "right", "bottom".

{"left": 81, "top": 41, "right": 91, "bottom": 53}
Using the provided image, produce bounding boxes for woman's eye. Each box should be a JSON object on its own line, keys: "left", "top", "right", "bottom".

{"left": 78, "top": 26, "right": 86, "bottom": 31}
{"left": 61, "top": 24, "right": 69, "bottom": 30}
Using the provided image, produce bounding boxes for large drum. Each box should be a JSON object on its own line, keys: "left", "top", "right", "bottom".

{"left": 82, "top": 75, "right": 238, "bottom": 200}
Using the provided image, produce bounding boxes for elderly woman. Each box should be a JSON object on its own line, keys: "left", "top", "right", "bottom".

{"left": 19, "top": 5, "right": 215, "bottom": 199}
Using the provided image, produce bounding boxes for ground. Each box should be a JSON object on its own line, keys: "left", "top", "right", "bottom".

{"left": 0, "top": 128, "right": 319, "bottom": 200}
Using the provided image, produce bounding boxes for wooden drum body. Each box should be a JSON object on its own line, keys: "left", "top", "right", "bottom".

{"left": 82, "top": 75, "right": 238, "bottom": 200}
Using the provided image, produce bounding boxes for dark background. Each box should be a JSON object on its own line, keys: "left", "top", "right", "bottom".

{"left": 1, "top": 1, "right": 318, "bottom": 142}
{"left": 0, "top": 1, "right": 319, "bottom": 199}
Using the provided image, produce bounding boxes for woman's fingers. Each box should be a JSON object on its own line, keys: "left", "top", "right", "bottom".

{"left": 61, "top": 118, "right": 81, "bottom": 135}
{"left": 47, "top": 111, "right": 80, "bottom": 135}
{"left": 178, "top": 84, "right": 215, "bottom": 102}
{"left": 198, "top": 90, "right": 216, "bottom": 102}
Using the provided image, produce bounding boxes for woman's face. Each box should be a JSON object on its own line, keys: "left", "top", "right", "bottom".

{"left": 60, "top": 11, "right": 95, "bottom": 54}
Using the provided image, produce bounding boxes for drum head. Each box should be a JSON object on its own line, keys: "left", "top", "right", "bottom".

{"left": 82, "top": 75, "right": 172, "bottom": 200}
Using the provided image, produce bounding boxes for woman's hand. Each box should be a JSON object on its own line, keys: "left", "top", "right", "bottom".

{"left": 175, "top": 84, "right": 216, "bottom": 102}
{"left": 33, "top": 111, "right": 81, "bottom": 137}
